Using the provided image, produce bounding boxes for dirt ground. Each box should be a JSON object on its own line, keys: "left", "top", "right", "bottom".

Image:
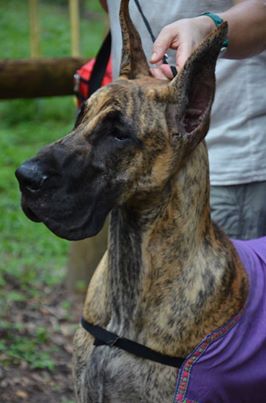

{"left": 0, "top": 282, "right": 83, "bottom": 403}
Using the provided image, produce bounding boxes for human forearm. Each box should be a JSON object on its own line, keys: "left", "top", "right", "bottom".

{"left": 218, "top": 0, "right": 266, "bottom": 58}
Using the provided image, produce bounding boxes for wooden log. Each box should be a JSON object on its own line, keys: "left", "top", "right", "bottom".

{"left": 0, "top": 57, "right": 88, "bottom": 99}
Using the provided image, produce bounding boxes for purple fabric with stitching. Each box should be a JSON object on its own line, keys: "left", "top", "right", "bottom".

{"left": 174, "top": 237, "right": 266, "bottom": 403}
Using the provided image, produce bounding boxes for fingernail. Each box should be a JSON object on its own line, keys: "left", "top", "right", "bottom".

{"left": 150, "top": 52, "right": 157, "bottom": 62}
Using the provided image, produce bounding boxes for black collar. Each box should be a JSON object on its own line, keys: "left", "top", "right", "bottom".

{"left": 81, "top": 317, "right": 185, "bottom": 368}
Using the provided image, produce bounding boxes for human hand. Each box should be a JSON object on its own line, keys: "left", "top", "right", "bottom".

{"left": 150, "top": 16, "right": 216, "bottom": 79}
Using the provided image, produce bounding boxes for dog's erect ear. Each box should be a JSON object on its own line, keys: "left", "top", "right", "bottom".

{"left": 169, "top": 23, "right": 228, "bottom": 151}
{"left": 119, "top": 0, "right": 151, "bottom": 79}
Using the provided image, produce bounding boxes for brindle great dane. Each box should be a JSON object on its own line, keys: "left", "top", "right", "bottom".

{"left": 15, "top": 0, "right": 248, "bottom": 401}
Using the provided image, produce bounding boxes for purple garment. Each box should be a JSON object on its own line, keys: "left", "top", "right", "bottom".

{"left": 174, "top": 237, "right": 266, "bottom": 403}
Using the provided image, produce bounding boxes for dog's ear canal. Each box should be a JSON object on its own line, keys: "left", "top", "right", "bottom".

{"left": 169, "top": 23, "right": 228, "bottom": 151}
{"left": 119, "top": 0, "right": 152, "bottom": 79}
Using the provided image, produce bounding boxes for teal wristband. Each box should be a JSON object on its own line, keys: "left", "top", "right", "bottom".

{"left": 201, "top": 11, "right": 229, "bottom": 48}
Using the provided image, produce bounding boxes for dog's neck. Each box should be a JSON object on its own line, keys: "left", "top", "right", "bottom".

{"left": 106, "top": 142, "right": 248, "bottom": 355}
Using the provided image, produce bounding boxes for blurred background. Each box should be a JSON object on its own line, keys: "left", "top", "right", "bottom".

{"left": 0, "top": 1, "right": 106, "bottom": 401}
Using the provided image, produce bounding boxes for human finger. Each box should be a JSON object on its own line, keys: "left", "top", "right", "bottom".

{"left": 150, "top": 67, "right": 169, "bottom": 80}
{"left": 158, "top": 64, "right": 174, "bottom": 79}
{"left": 150, "top": 25, "right": 177, "bottom": 64}
{"left": 175, "top": 41, "right": 195, "bottom": 71}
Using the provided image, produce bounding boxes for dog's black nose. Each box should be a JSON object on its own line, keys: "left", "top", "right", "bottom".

{"left": 15, "top": 160, "right": 48, "bottom": 193}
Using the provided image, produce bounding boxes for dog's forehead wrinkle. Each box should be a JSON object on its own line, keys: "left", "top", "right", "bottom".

{"left": 81, "top": 86, "right": 143, "bottom": 139}
{"left": 80, "top": 106, "right": 122, "bottom": 139}
{"left": 84, "top": 80, "right": 170, "bottom": 131}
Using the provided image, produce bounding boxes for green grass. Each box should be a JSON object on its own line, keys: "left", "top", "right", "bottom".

{"left": 0, "top": 0, "right": 105, "bottom": 285}
{"left": 0, "top": 0, "right": 106, "bottom": 59}
{"left": 0, "top": 98, "right": 73, "bottom": 287}
{"left": 0, "top": 0, "right": 105, "bottom": 370}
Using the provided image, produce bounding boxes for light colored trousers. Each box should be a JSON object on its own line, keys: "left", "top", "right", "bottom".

{"left": 210, "top": 181, "right": 266, "bottom": 240}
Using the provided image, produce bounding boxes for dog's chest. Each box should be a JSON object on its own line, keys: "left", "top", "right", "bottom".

{"left": 74, "top": 329, "right": 177, "bottom": 403}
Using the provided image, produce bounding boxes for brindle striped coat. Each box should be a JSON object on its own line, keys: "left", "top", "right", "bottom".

{"left": 72, "top": 2, "right": 247, "bottom": 402}
{"left": 15, "top": 0, "right": 248, "bottom": 402}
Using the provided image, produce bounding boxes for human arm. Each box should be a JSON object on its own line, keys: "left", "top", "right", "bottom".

{"left": 150, "top": 0, "right": 266, "bottom": 76}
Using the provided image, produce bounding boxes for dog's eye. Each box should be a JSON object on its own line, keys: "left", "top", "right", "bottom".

{"left": 111, "top": 130, "right": 130, "bottom": 142}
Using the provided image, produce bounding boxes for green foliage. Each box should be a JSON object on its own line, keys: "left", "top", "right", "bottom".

{"left": 0, "top": 0, "right": 105, "bottom": 59}
{"left": 0, "top": 97, "right": 72, "bottom": 288}
{"left": 0, "top": 319, "right": 56, "bottom": 370}
{"left": 0, "top": 0, "right": 105, "bottom": 289}
{"left": 0, "top": 337, "right": 56, "bottom": 370}
{"left": 0, "top": 0, "right": 104, "bottom": 373}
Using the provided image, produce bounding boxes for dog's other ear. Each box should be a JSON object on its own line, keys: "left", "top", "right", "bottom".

{"left": 169, "top": 23, "right": 228, "bottom": 152}
{"left": 119, "top": 0, "right": 152, "bottom": 79}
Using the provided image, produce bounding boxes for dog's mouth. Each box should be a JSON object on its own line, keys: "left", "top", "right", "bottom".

{"left": 19, "top": 190, "right": 111, "bottom": 241}
{"left": 21, "top": 197, "right": 42, "bottom": 223}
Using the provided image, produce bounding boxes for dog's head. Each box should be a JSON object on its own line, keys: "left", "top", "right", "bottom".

{"left": 15, "top": 0, "right": 227, "bottom": 241}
